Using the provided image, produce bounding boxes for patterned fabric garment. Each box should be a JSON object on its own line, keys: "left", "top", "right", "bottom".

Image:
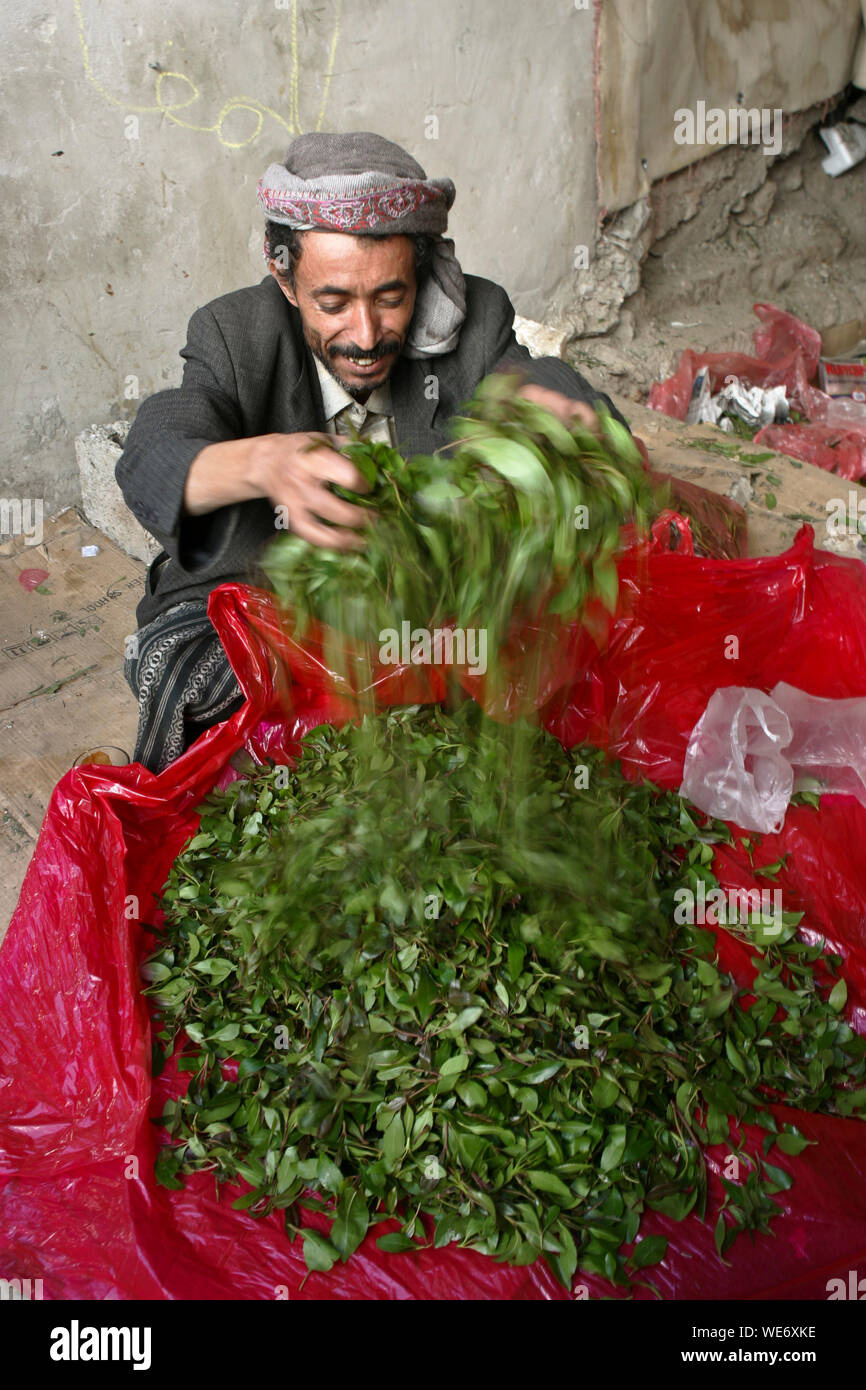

{"left": 123, "top": 600, "right": 244, "bottom": 774}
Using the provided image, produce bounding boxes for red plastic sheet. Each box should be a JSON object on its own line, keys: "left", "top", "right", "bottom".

{"left": 3, "top": 525, "right": 866, "bottom": 1300}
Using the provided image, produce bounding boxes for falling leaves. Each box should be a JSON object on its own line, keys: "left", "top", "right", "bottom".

{"left": 262, "top": 371, "right": 658, "bottom": 694}
{"left": 146, "top": 704, "right": 866, "bottom": 1287}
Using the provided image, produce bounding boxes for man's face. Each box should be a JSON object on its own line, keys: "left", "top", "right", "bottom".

{"left": 269, "top": 230, "right": 417, "bottom": 402}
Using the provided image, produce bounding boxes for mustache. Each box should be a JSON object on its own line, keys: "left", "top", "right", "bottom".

{"left": 331, "top": 342, "right": 400, "bottom": 362}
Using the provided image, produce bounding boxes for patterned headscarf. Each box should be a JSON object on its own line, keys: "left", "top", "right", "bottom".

{"left": 258, "top": 131, "right": 466, "bottom": 358}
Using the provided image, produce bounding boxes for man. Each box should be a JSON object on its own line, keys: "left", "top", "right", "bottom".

{"left": 116, "top": 131, "right": 631, "bottom": 773}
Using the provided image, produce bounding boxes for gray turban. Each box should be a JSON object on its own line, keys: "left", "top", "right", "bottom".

{"left": 258, "top": 131, "right": 466, "bottom": 357}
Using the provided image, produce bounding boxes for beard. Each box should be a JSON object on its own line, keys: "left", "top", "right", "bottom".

{"left": 305, "top": 327, "right": 401, "bottom": 402}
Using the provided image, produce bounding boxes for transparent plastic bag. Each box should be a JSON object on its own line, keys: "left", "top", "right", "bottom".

{"left": 773, "top": 680, "right": 866, "bottom": 807}
{"left": 682, "top": 680, "right": 866, "bottom": 832}
{"left": 680, "top": 686, "right": 794, "bottom": 833}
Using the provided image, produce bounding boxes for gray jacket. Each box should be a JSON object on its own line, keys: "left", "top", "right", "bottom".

{"left": 116, "top": 271, "right": 629, "bottom": 628}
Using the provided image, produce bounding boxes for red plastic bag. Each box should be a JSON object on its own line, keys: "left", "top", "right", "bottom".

{"left": 3, "top": 525, "right": 866, "bottom": 1300}
{"left": 649, "top": 302, "right": 866, "bottom": 480}
{"left": 647, "top": 471, "right": 749, "bottom": 559}
{"left": 754, "top": 423, "right": 866, "bottom": 481}
{"left": 750, "top": 302, "right": 822, "bottom": 380}
{"left": 648, "top": 303, "right": 819, "bottom": 420}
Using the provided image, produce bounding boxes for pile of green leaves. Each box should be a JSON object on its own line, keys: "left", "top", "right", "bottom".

{"left": 145, "top": 701, "right": 866, "bottom": 1288}
{"left": 262, "top": 372, "right": 658, "bottom": 688}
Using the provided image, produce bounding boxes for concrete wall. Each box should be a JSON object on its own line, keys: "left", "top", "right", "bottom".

{"left": 4, "top": 1, "right": 861, "bottom": 517}
{"left": 0, "top": 0, "right": 598, "bottom": 512}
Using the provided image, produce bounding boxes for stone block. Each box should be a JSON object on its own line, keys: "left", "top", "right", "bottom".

{"left": 513, "top": 315, "right": 571, "bottom": 361}
{"left": 75, "top": 423, "right": 161, "bottom": 565}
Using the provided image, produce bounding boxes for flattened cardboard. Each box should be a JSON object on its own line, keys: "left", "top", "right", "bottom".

{"left": 821, "top": 318, "right": 866, "bottom": 360}
{"left": 0, "top": 507, "right": 143, "bottom": 709}
{"left": 0, "top": 509, "right": 144, "bottom": 937}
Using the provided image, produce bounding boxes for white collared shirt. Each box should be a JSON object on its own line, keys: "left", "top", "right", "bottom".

{"left": 313, "top": 355, "right": 396, "bottom": 447}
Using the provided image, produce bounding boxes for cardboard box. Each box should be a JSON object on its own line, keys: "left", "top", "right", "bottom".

{"left": 820, "top": 318, "right": 866, "bottom": 360}
{"left": 819, "top": 358, "right": 866, "bottom": 400}
{"left": 819, "top": 318, "right": 866, "bottom": 400}
{"left": 0, "top": 508, "right": 143, "bottom": 935}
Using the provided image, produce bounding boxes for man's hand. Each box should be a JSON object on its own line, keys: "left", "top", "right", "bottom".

{"left": 252, "top": 432, "right": 372, "bottom": 551}
{"left": 183, "top": 432, "right": 373, "bottom": 552}
{"left": 515, "top": 382, "right": 601, "bottom": 433}
{"left": 516, "top": 383, "right": 652, "bottom": 471}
